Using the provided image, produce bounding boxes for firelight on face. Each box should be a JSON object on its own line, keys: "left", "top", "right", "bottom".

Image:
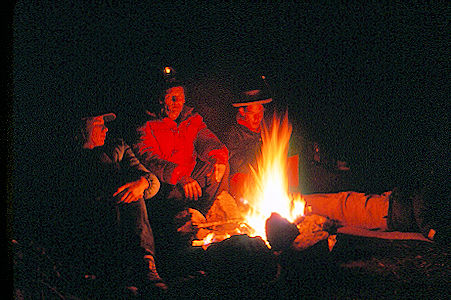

{"left": 84, "top": 116, "right": 108, "bottom": 149}
{"left": 164, "top": 86, "right": 186, "bottom": 120}
{"left": 242, "top": 104, "right": 265, "bottom": 132}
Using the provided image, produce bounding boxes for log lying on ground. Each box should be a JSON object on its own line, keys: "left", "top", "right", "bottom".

{"left": 265, "top": 213, "right": 338, "bottom": 252}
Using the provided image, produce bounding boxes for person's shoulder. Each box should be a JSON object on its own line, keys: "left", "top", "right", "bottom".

{"left": 225, "top": 122, "right": 249, "bottom": 136}
{"left": 183, "top": 106, "right": 206, "bottom": 124}
{"left": 222, "top": 123, "right": 245, "bottom": 143}
{"left": 141, "top": 110, "right": 163, "bottom": 123}
{"left": 182, "top": 105, "right": 199, "bottom": 118}
{"left": 139, "top": 111, "right": 167, "bottom": 128}
{"left": 103, "top": 137, "right": 127, "bottom": 151}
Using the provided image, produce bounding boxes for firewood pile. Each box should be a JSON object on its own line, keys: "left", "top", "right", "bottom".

{"left": 191, "top": 211, "right": 339, "bottom": 253}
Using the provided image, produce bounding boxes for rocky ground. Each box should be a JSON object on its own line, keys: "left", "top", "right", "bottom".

{"left": 168, "top": 234, "right": 450, "bottom": 299}
{"left": 10, "top": 233, "right": 449, "bottom": 299}
{"left": 278, "top": 234, "right": 449, "bottom": 299}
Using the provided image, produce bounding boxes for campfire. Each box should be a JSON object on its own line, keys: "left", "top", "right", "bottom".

{"left": 193, "top": 113, "right": 308, "bottom": 249}
{"left": 242, "top": 113, "right": 305, "bottom": 242}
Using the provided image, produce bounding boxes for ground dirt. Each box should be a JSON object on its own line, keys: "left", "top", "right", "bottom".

{"left": 11, "top": 233, "right": 449, "bottom": 299}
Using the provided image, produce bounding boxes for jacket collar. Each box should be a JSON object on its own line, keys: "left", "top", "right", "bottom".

{"left": 145, "top": 105, "right": 195, "bottom": 123}
{"left": 176, "top": 105, "right": 194, "bottom": 122}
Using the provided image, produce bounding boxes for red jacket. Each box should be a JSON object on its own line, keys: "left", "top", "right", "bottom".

{"left": 135, "top": 106, "right": 228, "bottom": 185}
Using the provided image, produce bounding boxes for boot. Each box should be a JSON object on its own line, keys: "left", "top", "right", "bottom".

{"left": 144, "top": 254, "right": 169, "bottom": 293}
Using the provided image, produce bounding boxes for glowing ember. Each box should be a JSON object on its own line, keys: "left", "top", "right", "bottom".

{"left": 243, "top": 113, "right": 305, "bottom": 241}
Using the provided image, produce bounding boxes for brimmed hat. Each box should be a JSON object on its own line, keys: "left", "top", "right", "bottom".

{"left": 81, "top": 112, "right": 116, "bottom": 122}
{"left": 232, "top": 89, "right": 273, "bottom": 107}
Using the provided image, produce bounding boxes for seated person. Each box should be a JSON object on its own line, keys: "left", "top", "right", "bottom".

{"left": 223, "top": 88, "right": 272, "bottom": 200}
{"left": 64, "top": 110, "right": 167, "bottom": 294}
{"left": 134, "top": 80, "right": 230, "bottom": 242}
{"left": 223, "top": 86, "right": 349, "bottom": 197}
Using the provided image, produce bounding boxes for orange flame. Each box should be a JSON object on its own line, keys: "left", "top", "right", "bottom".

{"left": 193, "top": 112, "right": 305, "bottom": 248}
{"left": 243, "top": 113, "right": 305, "bottom": 241}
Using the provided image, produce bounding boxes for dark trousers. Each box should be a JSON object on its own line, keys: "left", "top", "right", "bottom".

{"left": 152, "top": 160, "right": 229, "bottom": 215}
{"left": 65, "top": 196, "right": 156, "bottom": 284}
{"left": 115, "top": 197, "right": 155, "bottom": 255}
{"left": 115, "top": 198, "right": 156, "bottom": 279}
{"left": 147, "top": 161, "right": 229, "bottom": 254}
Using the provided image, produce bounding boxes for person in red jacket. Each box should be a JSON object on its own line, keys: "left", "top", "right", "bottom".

{"left": 135, "top": 81, "right": 229, "bottom": 217}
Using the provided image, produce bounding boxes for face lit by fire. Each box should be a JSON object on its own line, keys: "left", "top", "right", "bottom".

{"left": 163, "top": 86, "right": 186, "bottom": 120}
{"left": 239, "top": 104, "right": 265, "bottom": 132}
{"left": 83, "top": 116, "right": 108, "bottom": 149}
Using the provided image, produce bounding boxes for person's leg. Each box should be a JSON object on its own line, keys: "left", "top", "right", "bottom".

{"left": 303, "top": 191, "right": 390, "bottom": 230}
{"left": 157, "top": 161, "right": 230, "bottom": 216}
{"left": 147, "top": 183, "right": 192, "bottom": 270}
{"left": 189, "top": 160, "right": 230, "bottom": 216}
{"left": 116, "top": 198, "right": 167, "bottom": 290}
{"left": 303, "top": 192, "right": 347, "bottom": 222}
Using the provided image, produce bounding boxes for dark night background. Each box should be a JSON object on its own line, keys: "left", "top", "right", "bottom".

{"left": 9, "top": 1, "right": 449, "bottom": 261}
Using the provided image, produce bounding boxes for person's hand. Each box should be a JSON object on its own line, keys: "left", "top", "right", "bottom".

{"left": 113, "top": 177, "right": 149, "bottom": 203}
{"left": 183, "top": 179, "right": 202, "bottom": 201}
{"left": 209, "top": 163, "right": 226, "bottom": 183}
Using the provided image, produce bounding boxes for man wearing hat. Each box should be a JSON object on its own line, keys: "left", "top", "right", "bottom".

{"left": 223, "top": 89, "right": 446, "bottom": 245}
{"left": 223, "top": 88, "right": 272, "bottom": 200}
{"left": 64, "top": 111, "right": 167, "bottom": 295}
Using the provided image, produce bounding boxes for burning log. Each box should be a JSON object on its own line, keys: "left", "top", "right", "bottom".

{"left": 265, "top": 212, "right": 300, "bottom": 251}
{"left": 265, "top": 212, "right": 339, "bottom": 252}
{"left": 191, "top": 221, "right": 254, "bottom": 249}
{"left": 293, "top": 214, "right": 338, "bottom": 251}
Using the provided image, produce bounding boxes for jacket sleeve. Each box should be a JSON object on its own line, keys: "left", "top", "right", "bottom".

{"left": 115, "top": 139, "right": 161, "bottom": 199}
{"left": 134, "top": 123, "right": 190, "bottom": 185}
{"left": 195, "top": 126, "right": 229, "bottom": 165}
{"left": 225, "top": 132, "right": 247, "bottom": 175}
{"left": 142, "top": 172, "right": 160, "bottom": 200}
{"left": 224, "top": 126, "right": 260, "bottom": 175}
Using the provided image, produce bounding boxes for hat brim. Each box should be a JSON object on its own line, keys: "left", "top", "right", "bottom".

{"left": 101, "top": 113, "right": 116, "bottom": 122}
{"left": 232, "top": 98, "right": 273, "bottom": 107}
{"left": 81, "top": 113, "right": 116, "bottom": 122}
